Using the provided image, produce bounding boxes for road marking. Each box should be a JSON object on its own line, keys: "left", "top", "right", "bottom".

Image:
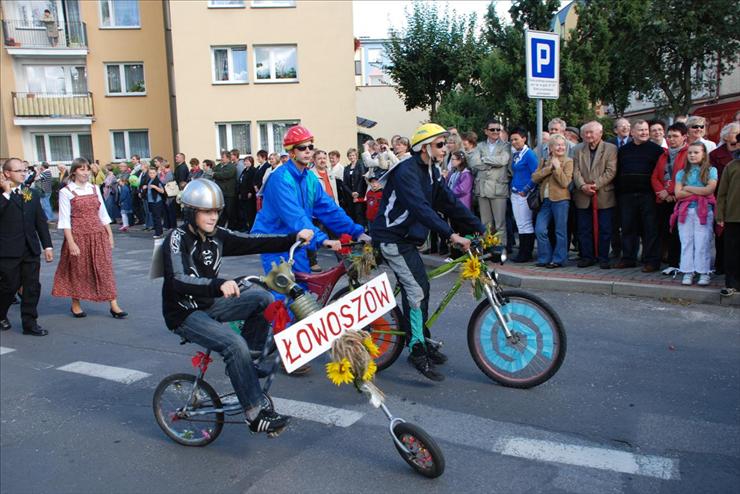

{"left": 272, "top": 397, "right": 365, "bottom": 428}
{"left": 497, "top": 437, "right": 679, "bottom": 480}
{"left": 0, "top": 346, "right": 16, "bottom": 355}
{"left": 57, "top": 361, "right": 151, "bottom": 384}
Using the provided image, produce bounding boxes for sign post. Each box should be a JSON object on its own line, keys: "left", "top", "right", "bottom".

{"left": 525, "top": 30, "right": 560, "bottom": 149}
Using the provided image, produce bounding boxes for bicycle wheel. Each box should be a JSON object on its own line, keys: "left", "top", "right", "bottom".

{"left": 467, "top": 289, "right": 566, "bottom": 388}
{"left": 329, "top": 286, "right": 405, "bottom": 371}
{"left": 153, "top": 373, "right": 224, "bottom": 447}
{"left": 392, "top": 422, "right": 445, "bottom": 478}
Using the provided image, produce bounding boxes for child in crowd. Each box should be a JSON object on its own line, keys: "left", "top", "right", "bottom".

{"left": 672, "top": 142, "right": 718, "bottom": 285}
{"left": 117, "top": 176, "right": 132, "bottom": 232}
{"left": 365, "top": 170, "right": 384, "bottom": 223}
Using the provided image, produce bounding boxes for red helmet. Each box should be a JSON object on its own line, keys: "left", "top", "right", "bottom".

{"left": 283, "top": 125, "right": 314, "bottom": 150}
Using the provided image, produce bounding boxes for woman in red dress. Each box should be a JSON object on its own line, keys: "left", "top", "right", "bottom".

{"left": 52, "top": 158, "right": 127, "bottom": 319}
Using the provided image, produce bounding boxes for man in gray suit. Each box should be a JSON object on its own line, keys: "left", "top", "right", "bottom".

{"left": 536, "top": 118, "right": 576, "bottom": 160}
{"left": 473, "top": 120, "right": 511, "bottom": 244}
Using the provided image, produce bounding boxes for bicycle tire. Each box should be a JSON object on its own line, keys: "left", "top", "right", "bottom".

{"left": 392, "top": 422, "right": 445, "bottom": 478}
{"left": 153, "top": 373, "right": 224, "bottom": 447}
{"left": 467, "top": 289, "right": 566, "bottom": 388}
{"left": 329, "top": 286, "right": 405, "bottom": 371}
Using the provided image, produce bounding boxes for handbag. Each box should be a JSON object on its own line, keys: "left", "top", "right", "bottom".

{"left": 164, "top": 181, "right": 180, "bottom": 198}
{"left": 526, "top": 185, "right": 541, "bottom": 211}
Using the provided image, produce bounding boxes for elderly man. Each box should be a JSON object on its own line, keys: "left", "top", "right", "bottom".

{"left": 709, "top": 122, "right": 740, "bottom": 275}
{"left": 536, "top": 118, "right": 576, "bottom": 159}
{"left": 686, "top": 115, "right": 717, "bottom": 153}
{"left": 608, "top": 118, "right": 632, "bottom": 149}
{"left": 573, "top": 122, "right": 618, "bottom": 269}
{"left": 474, "top": 120, "right": 511, "bottom": 244}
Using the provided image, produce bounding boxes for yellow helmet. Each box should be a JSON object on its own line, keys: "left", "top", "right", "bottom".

{"left": 410, "top": 123, "right": 449, "bottom": 152}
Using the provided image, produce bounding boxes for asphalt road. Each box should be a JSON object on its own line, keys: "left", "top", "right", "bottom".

{"left": 1, "top": 230, "right": 739, "bottom": 494}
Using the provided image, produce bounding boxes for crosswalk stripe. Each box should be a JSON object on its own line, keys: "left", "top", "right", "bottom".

{"left": 0, "top": 346, "right": 16, "bottom": 355}
{"left": 272, "top": 397, "right": 365, "bottom": 428}
{"left": 57, "top": 361, "right": 151, "bottom": 384}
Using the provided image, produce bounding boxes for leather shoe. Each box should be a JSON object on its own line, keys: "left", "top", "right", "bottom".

{"left": 71, "top": 307, "right": 87, "bottom": 318}
{"left": 23, "top": 325, "right": 48, "bottom": 336}
{"left": 110, "top": 309, "right": 128, "bottom": 319}
{"left": 0, "top": 319, "right": 11, "bottom": 331}
{"left": 577, "top": 259, "right": 596, "bottom": 268}
{"left": 614, "top": 260, "right": 637, "bottom": 269}
{"left": 641, "top": 264, "right": 659, "bottom": 273}
{"left": 599, "top": 262, "right": 611, "bottom": 270}
{"left": 546, "top": 263, "right": 563, "bottom": 269}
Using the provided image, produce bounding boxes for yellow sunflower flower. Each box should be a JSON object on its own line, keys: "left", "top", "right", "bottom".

{"left": 326, "top": 358, "right": 354, "bottom": 386}
{"left": 362, "top": 337, "right": 380, "bottom": 358}
{"left": 482, "top": 231, "right": 501, "bottom": 249}
{"left": 21, "top": 188, "right": 33, "bottom": 202}
{"left": 461, "top": 255, "right": 482, "bottom": 280}
{"left": 362, "top": 360, "right": 377, "bottom": 381}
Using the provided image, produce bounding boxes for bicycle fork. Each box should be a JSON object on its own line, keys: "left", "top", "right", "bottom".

{"left": 482, "top": 281, "right": 515, "bottom": 340}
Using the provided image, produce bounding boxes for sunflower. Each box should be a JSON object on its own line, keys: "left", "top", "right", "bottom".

{"left": 21, "top": 188, "right": 33, "bottom": 202}
{"left": 362, "top": 336, "right": 380, "bottom": 358}
{"left": 482, "top": 231, "right": 501, "bottom": 249}
{"left": 461, "top": 255, "right": 482, "bottom": 280}
{"left": 362, "top": 360, "right": 377, "bottom": 382}
{"left": 326, "top": 358, "right": 354, "bottom": 386}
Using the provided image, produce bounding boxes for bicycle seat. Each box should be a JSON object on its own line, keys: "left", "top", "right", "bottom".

{"left": 295, "top": 263, "right": 346, "bottom": 296}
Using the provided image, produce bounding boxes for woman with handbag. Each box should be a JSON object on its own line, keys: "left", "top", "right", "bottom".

{"left": 509, "top": 127, "right": 539, "bottom": 262}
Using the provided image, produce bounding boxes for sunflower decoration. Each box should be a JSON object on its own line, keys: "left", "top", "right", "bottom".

{"left": 459, "top": 253, "right": 492, "bottom": 300}
{"left": 21, "top": 187, "right": 33, "bottom": 202}
{"left": 325, "top": 329, "right": 385, "bottom": 407}
{"left": 481, "top": 227, "right": 503, "bottom": 250}
{"left": 349, "top": 243, "right": 378, "bottom": 279}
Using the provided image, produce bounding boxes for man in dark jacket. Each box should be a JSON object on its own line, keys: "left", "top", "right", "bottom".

{"left": 213, "top": 156, "right": 238, "bottom": 228}
{"left": 370, "top": 124, "right": 484, "bottom": 382}
{"left": 162, "top": 178, "right": 313, "bottom": 434}
{"left": 0, "top": 158, "right": 53, "bottom": 335}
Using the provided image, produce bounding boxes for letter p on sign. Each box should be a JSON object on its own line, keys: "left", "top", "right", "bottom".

{"left": 536, "top": 43, "right": 550, "bottom": 73}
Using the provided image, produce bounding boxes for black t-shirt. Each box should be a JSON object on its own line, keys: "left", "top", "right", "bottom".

{"left": 616, "top": 140, "right": 664, "bottom": 194}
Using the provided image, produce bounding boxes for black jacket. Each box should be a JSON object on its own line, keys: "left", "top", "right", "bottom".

{"left": 342, "top": 162, "right": 368, "bottom": 200}
{"left": 0, "top": 186, "right": 52, "bottom": 258}
{"left": 161, "top": 225, "right": 297, "bottom": 329}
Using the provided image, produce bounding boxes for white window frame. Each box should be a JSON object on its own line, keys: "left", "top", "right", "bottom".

{"left": 258, "top": 120, "right": 299, "bottom": 154}
{"left": 251, "top": 0, "right": 296, "bottom": 8}
{"left": 105, "top": 62, "right": 146, "bottom": 96}
{"left": 253, "top": 44, "right": 298, "bottom": 83}
{"left": 210, "top": 46, "right": 248, "bottom": 84}
{"left": 33, "top": 132, "right": 91, "bottom": 164}
{"left": 215, "top": 122, "right": 252, "bottom": 158}
{"left": 110, "top": 129, "right": 150, "bottom": 162}
{"left": 99, "top": 0, "right": 141, "bottom": 29}
{"left": 208, "top": 0, "right": 246, "bottom": 8}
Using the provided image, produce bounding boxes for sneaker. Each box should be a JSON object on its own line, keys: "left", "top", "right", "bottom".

{"left": 310, "top": 264, "right": 322, "bottom": 272}
{"left": 720, "top": 288, "right": 737, "bottom": 297}
{"left": 248, "top": 408, "right": 291, "bottom": 434}
{"left": 681, "top": 273, "right": 694, "bottom": 285}
{"left": 426, "top": 344, "right": 448, "bottom": 365}
{"left": 662, "top": 266, "right": 679, "bottom": 276}
{"left": 697, "top": 274, "right": 711, "bottom": 286}
{"left": 443, "top": 257, "right": 454, "bottom": 263}
{"left": 407, "top": 344, "right": 444, "bottom": 381}
{"left": 153, "top": 235, "right": 163, "bottom": 240}
{"left": 119, "top": 226, "right": 129, "bottom": 232}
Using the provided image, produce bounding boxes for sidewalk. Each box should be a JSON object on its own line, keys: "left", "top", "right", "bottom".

{"left": 419, "top": 252, "right": 739, "bottom": 308}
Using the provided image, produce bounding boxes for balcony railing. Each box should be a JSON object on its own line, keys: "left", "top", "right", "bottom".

{"left": 2, "top": 19, "right": 87, "bottom": 49}
{"left": 12, "top": 92, "right": 94, "bottom": 117}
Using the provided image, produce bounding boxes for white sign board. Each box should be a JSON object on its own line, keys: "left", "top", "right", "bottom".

{"left": 275, "top": 272, "right": 397, "bottom": 373}
{"left": 525, "top": 30, "right": 560, "bottom": 99}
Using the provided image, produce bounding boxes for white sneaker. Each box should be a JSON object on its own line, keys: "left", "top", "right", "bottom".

{"left": 681, "top": 273, "right": 694, "bottom": 285}
{"left": 662, "top": 266, "right": 678, "bottom": 276}
{"left": 697, "top": 274, "right": 711, "bottom": 286}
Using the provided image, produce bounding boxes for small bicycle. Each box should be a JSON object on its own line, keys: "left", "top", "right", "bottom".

{"left": 152, "top": 241, "right": 445, "bottom": 478}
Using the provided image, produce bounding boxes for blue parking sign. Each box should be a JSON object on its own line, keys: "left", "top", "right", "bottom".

{"left": 525, "top": 30, "right": 560, "bottom": 99}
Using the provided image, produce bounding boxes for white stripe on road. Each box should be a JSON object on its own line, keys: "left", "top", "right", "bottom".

{"left": 57, "top": 361, "right": 151, "bottom": 384}
{"left": 272, "top": 397, "right": 365, "bottom": 428}
{"left": 0, "top": 346, "right": 16, "bottom": 355}
{"left": 497, "top": 437, "right": 679, "bottom": 480}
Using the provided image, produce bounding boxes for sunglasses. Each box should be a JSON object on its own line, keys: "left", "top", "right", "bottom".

{"left": 487, "top": 128, "right": 501, "bottom": 132}
{"left": 690, "top": 125, "right": 705, "bottom": 129}
{"left": 433, "top": 141, "right": 446, "bottom": 149}
{"left": 294, "top": 144, "right": 315, "bottom": 151}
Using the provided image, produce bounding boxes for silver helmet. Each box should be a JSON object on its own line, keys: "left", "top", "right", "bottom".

{"left": 179, "top": 179, "right": 224, "bottom": 210}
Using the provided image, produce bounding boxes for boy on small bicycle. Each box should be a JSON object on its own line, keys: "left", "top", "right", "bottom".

{"left": 370, "top": 124, "right": 484, "bottom": 381}
{"left": 161, "top": 179, "right": 313, "bottom": 434}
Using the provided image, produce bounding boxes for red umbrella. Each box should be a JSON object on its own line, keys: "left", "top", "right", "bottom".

{"left": 592, "top": 190, "right": 599, "bottom": 255}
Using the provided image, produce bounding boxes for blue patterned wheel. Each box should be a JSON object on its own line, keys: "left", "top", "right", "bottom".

{"left": 467, "top": 290, "right": 566, "bottom": 388}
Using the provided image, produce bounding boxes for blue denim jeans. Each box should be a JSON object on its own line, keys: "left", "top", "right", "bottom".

{"left": 40, "top": 195, "right": 55, "bottom": 221}
{"left": 535, "top": 199, "right": 570, "bottom": 264}
{"left": 576, "top": 207, "right": 613, "bottom": 263}
{"left": 175, "top": 289, "right": 273, "bottom": 411}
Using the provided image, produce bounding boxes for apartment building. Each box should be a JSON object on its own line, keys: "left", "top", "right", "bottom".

{"left": 0, "top": 0, "right": 172, "bottom": 165}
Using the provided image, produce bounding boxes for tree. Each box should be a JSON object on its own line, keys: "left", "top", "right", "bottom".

{"left": 384, "top": 1, "right": 483, "bottom": 120}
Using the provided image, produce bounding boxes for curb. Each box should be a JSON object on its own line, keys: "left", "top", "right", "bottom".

{"left": 419, "top": 254, "right": 740, "bottom": 308}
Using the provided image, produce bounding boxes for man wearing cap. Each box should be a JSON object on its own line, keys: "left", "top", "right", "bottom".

{"left": 371, "top": 123, "right": 484, "bottom": 382}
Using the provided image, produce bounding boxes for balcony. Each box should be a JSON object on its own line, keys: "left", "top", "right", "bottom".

{"left": 12, "top": 92, "right": 94, "bottom": 126}
{"left": 2, "top": 19, "right": 88, "bottom": 56}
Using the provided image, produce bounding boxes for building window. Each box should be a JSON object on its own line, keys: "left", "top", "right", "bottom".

{"left": 208, "top": 0, "right": 245, "bottom": 7}
{"left": 216, "top": 122, "right": 251, "bottom": 157}
{"left": 33, "top": 133, "right": 93, "bottom": 163}
{"left": 258, "top": 120, "right": 298, "bottom": 153}
{"left": 251, "top": 0, "right": 296, "bottom": 7}
{"left": 25, "top": 65, "right": 88, "bottom": 94}
{"left": 15, "top": 0, "right": 57, "bottom": 28}
{"left": 111, "top": 130, "right": 150, "bottom": 160}
{"left": 211, "top": 47, "right": 248, "bottom": 83}
{"left": 105, "top": 63, "right": 145, "bottom": 95}
{"left": 254, "top": 45, "right": 297, "bottom": 82}
{"left": 363, "top": 45, "right": 392, "bottom": 86}
{"left": 100, "top": 0, "right": 140, "bottom": 28}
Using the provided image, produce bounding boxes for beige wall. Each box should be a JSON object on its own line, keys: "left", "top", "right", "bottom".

{"left": 168, "top": 0, "right": 356, "bottom": 159}
{"left": 0, "top": 41, "right": 22, "bottom": 159}
{"left": 80, "top": 0, "right": 172, "bottom": 163}
{"left": 356, "top": 85, "right": 428, "bottom": 140}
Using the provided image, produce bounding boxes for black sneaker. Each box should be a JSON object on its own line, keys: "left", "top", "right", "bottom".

{"left": 407, "top": 344, "right": 445, "bottom": 381}
{"left": 426, "top": 344, "right": 448, "bottom": 365}
{"left": 248, "top": 408, "right": 291, "bottom": 434}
